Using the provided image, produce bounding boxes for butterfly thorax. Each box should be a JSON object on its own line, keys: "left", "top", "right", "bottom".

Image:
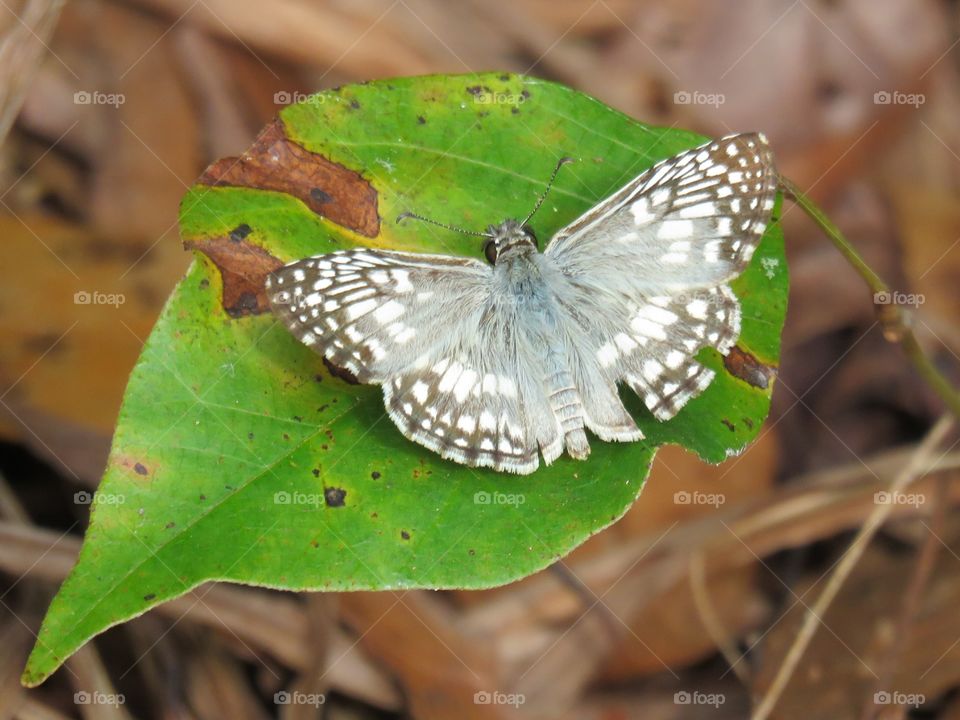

{"left": 490, "top": 243, "right": 562, "bottom": 333}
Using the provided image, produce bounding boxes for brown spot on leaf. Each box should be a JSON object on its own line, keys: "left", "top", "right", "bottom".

{"left": 134, "top": 462, "right": 148, "bottom": 476}
{"left": 323, "top": 357, "right": 359, "bottom": 385}
{"left": 198, "top": 119, "right": 379, "bottom": 237}
{"left": 228, "top": 223, "right": 252, "bottom": 242}
{"left": 184, "top": 235, "right": 283, "bottom": 317}
{"left": 165, "top": 521, "right": 175, "bottom": 529}
{"left": 324, "top": 487, "right": 347, "bottom": 507}
{"left": 371, "top": 471, "right": 381, "bottom": 480}
{"left": 400, "top": 530, "right": 411, "bottom": 540}
{"left": 721, "top": 418, "right": 736, "bottom": 432}
{"left": 144, "top": 593, "right": 156, "bottom": 601}
{"left": 723, "top": 346, "right": 778, "bottom": 389}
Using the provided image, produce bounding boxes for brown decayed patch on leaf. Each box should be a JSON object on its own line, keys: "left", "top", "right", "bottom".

{"left": 324, "top": 487, "right": 347, "bottom": 507}
{"left": 184, "top": 235, "right": 284, "bottom": 317}
{"left": 198, "top": 119, "right": 379, "bottom": 237}
{"left": 724, "top": 346, "right": 778, "bottom": 389}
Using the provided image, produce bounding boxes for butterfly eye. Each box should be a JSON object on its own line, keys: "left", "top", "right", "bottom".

{"left": 483, "top": 239, "right": 499, "bottom": 265}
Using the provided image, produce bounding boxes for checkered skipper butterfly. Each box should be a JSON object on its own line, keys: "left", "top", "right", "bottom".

{"left": 266, "top": 133, "right": 777, "bottom": 474}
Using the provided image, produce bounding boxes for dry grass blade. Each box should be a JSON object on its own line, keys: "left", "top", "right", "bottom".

{"left": 753, "top": 415, "right": 955, "bottom": 720}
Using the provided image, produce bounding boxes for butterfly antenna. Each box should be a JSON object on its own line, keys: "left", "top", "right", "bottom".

{"left": 396, "top": 211, "right": 490, "bottom": 237}
{"left": 522, "top": 156, "right": 574, "bottom": 225}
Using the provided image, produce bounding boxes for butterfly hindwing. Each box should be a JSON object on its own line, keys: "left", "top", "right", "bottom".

{"left": 384, "top": 357, "right": 543, "bottom": 474}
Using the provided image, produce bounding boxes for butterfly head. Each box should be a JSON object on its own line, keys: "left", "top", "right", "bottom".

{"left": 483, "top": 219, "right": 537, "bottom": 264}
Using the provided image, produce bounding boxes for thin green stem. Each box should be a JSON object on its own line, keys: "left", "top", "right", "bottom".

{"left": 780, "top": 176, "right": 960, "bottom": 421}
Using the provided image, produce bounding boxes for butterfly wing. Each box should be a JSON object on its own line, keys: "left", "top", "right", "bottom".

{"left": 266, "top": 249, "right": 490, "bottom": 382}
{"left": 544, "top": 133, "right": 777, "bottom": 423}
{"left": 266, "top": 248, "right": 548, "bottom": 473}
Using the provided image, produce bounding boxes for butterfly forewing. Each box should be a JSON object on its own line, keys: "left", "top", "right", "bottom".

{"left": 266, "top": 249, "right": 489, "bottom": 382}
{"left": 547, "top": 133, "right": 776, "bottom": 289}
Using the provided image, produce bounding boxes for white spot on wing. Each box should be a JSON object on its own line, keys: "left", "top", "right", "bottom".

{"left": 346, "top": 298, "right": 377, "bottom": 320}
{"left": 614, "top": 333, "right": 638, "bottom": 353}
{"left": 631, "top": 197, "right": 655, "bottom": 225}
{"left": 678, "top": 202, "right": 718, "bottom": 219}
{"left": 597, "top": 342, "right": 619, "bottom": 368}
{"left": 688, "top": 298, "right": 708, "bottom": 319}
{"left": 373, "top": 299, "right": 404, "bottom": 324}
{"left": 411, "top": 380, "right": 429, "bottom": 404}
{"left": 665, "top": 350, "right": 685, "bottom": 369}
{"left": 657, "top": 219, "right": 695, "bottom": 240}
{"left": 391, "top": 269, "right": 414, "bottom": 293}
{"left": 453, "top": 369, "right": 478, "bottom": 402}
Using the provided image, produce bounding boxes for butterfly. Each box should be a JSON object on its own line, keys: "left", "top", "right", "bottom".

{"left": 265, "top": 133, "right": 777, "bottom": 474}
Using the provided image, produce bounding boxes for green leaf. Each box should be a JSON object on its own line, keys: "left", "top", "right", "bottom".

{"left": 23, "top": 72, "right": 787, "bottom": 686}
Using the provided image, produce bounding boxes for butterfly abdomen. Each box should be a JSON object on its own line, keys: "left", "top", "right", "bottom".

{"left": 543, "top": 362, "right": 590, "bottom": 461}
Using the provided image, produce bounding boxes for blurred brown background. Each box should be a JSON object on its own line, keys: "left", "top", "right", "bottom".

{"left": 2, "top": 0, "right": 960, "bottom": 718}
